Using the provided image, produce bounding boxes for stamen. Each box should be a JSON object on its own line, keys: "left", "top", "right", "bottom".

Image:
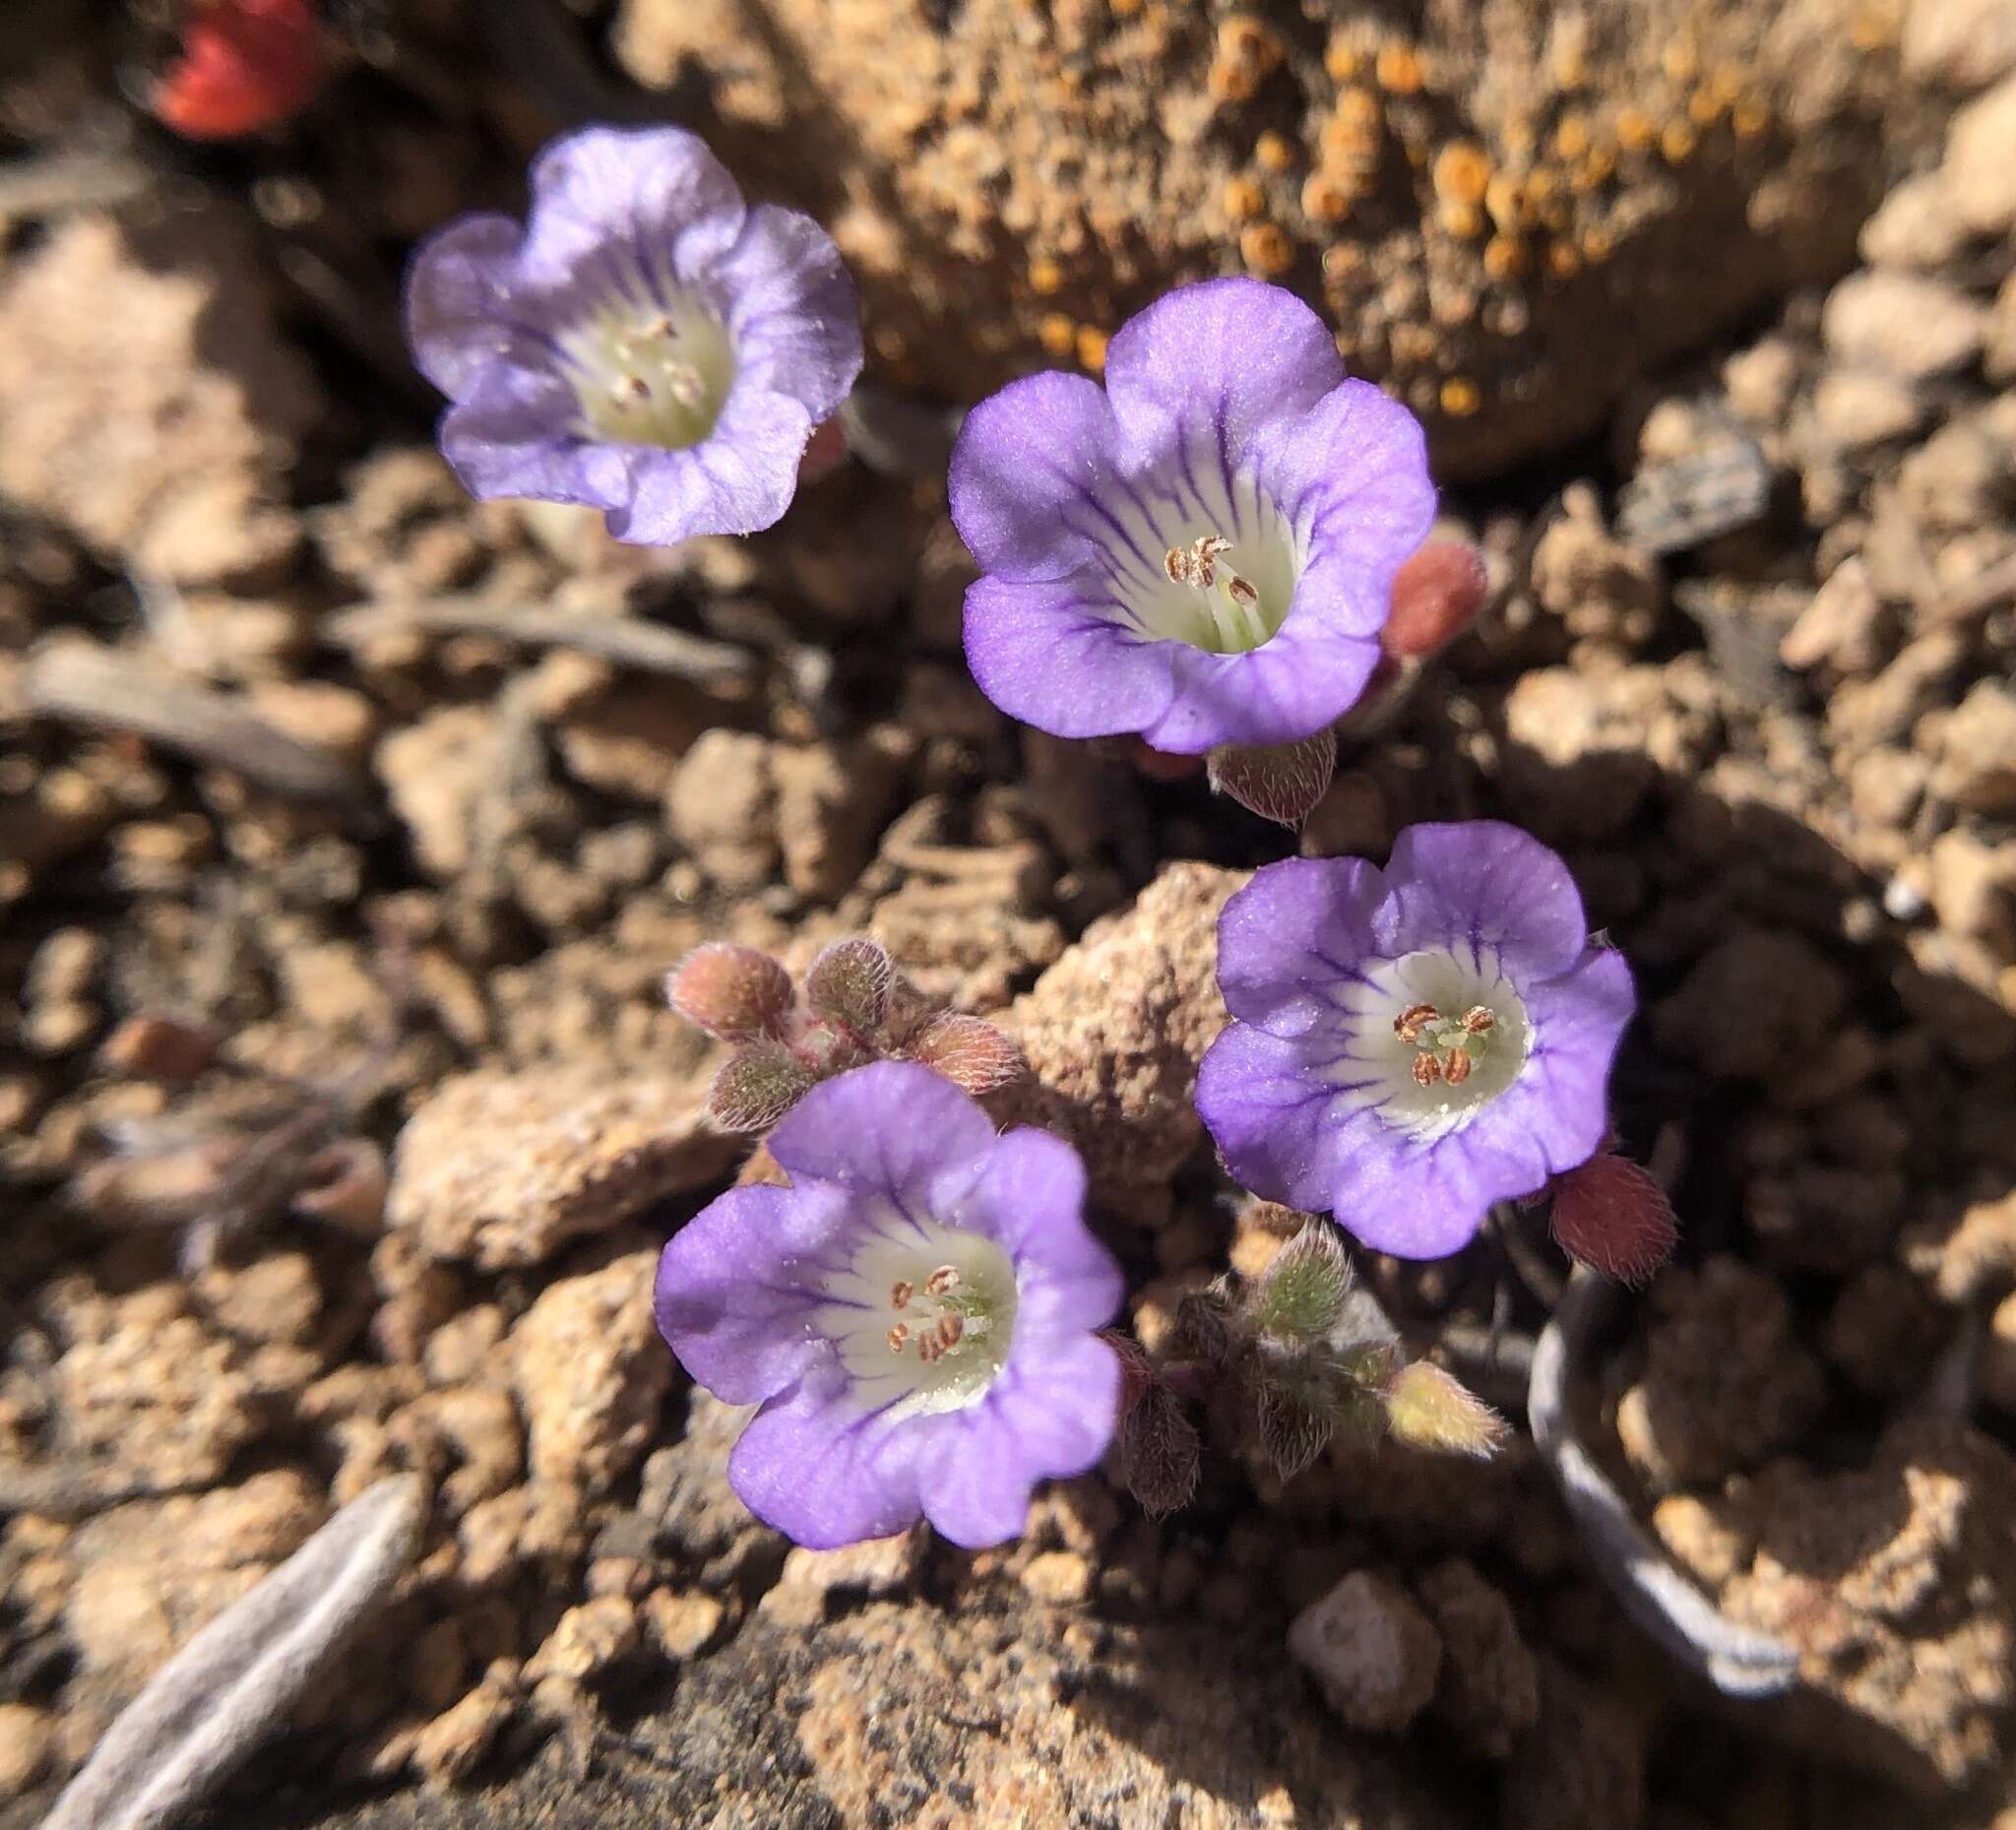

{"left": 1394, "top": 1002, "right": 1439, "bottom": 1043}
{"left": 890, "top": 1280, "right": 914, "bottom": 1309}
{"left": 937, "top": 1313, "right": 965, "bottom": 1352}
{"left": 887, "top": 1322, "right": 910, "bottom": 1353}
{"left": 1443, "top": 1048, "right": 1474, "bottom": 1086}
{"left": 925, "top": 1266, "right": 961, "bottom": 1296}
{"left": 1461, "top": 1006, "right": 1496, "bottom": 1035}
{"left": 1227, "top": 574, "right": 1259, "bottom": 607}
{"left": 1411, "top": 1053, "right": 1443, "bottom": 1088}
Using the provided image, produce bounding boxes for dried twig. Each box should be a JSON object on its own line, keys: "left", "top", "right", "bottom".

{"left": 43, "top": 1475, "right": 426, "bottom": 1830}
{"left": 22, "top": 643, "right": 377, "bottom": 818}
{"left": 0, "top": 1463, "right": 209, "bottom": 1522}
{"left": 322, "top": 597, "right": 757, "bottom": 684}
{"left": 1528, "top": 1272, "right": 1799, "bottom": 1699}
{"left": 838, "top": 383, "right": 963, "bottom": 481}
{"left": 0, "top": 147, "right": 153, "bottom": 220}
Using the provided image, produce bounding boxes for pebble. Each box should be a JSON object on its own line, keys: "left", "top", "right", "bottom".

{"left": 1822, "top": 271, "right": 1987, "bottom": 381}
{"left": 1287, "top": 1572, "right": 1442, "bottom": 1735}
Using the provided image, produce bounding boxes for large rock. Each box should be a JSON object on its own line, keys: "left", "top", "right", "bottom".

{"left": 613, "top": 0, "right": 1912, "bottom": 476}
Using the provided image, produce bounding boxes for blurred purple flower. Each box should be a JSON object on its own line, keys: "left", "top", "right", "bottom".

{"left": 654, "top": 1062, "right": 1124, "bottom": 1548}
{"left": 948, "top": 278, "right": 1435, "bottom": 753}
{"left": 1196, "top": 822, "right": 1634, "bottom": 1259}
{"left": 405, "top": 125, "right": 861, "bottom": 544}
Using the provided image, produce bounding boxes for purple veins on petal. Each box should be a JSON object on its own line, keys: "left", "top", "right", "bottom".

{"left": 654, "top": 1062, "right": 1125, "bottom": 1549}
{"left": 405, "top": 124, "right": 861, "bottom": 545}
{"left": 950, "top": 277, "right": 1435, "bottom": 752}
{"left": 1197, "top": 821, "right": 1637, "bottom": 1260}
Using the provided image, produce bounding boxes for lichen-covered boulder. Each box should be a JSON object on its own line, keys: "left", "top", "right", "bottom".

{"left": 616, "top": 0, "right": 1918, "bottom": 475}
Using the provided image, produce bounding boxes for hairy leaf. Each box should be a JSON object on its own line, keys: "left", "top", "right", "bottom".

{"left": 802, "top": 937, "right": 894, "bottom": 1035}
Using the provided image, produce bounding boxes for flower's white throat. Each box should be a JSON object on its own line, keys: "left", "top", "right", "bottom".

{"left": 563, "top": 295, "right": 734, "bottom": 449}
{"left": 1330, "top": 946, "right": 1533, "bottom": 1141}
{"left": 816, "top": 1213, "right": 1018, "bottom": 1420}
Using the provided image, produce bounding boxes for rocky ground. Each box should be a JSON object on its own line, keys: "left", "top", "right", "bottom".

{"left": 3, "top": 2, "right": 2016, "bottom": 1827}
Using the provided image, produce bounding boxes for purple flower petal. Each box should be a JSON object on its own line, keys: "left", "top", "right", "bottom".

{"left": 915, "top": 1334, "right": 1123, "bottom": 1547}
{"left": 405, "top": 125, "right": 861, "bottom": 546}
{"left": 949, "top": 371, "right": 1123, "bottom": 579}
{"left": 766, "top": 1060, "right": 996, "bottom": 1199}
{"left": 1102, "top": 278, "right": 1345, "bottom": 473}
{"left": 1199, "top": 823, "right": 1635, "bottom": 1261}
{"left": 951, "top": 279, "right": 1433, "bottom": 748}
{"left": 653, "top": 1182, "right": 849, "bottom": 1405}
{"left": 1383, "top": 821, "right": 1596, "bottom": 976}
{"left": 726, "top": 1373, "right": 927, "bottom": 1549}
{"left": 964, "top": 573, "right": 1178, "bottom": 740}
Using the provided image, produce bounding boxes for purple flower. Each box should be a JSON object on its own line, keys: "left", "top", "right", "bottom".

{"left": 948, "top": 278, "right": 1435, "bottom": 753}
{"left": 1196, "top": 822, "right": 1634, "bottom": 1260}
{"left": 405, "top": 125, "right": 861, "bottom": 544}
{"left": 654, "top": 1062, "right": 1125, "bottom": 1548}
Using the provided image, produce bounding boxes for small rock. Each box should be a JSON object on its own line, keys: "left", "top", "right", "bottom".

{"left": 1984, "top": 1292, "right": 2016, "bottom": 1414}
{"left": 770, "top": 727, "right": 912, "bottom": 902}
{"left": 1822, "top": 271, "right": 1986, "bottom": 381}
{"left": 524, "top": 1596, "right": 641, "bottom": 1683}
{"left": 1905, "top": 0, "right": 2016, "bottom": 87}
{"left": 457, "top": 1481, "right": 591, "bottom": 1586}
{"left": 1897, "top": 420, "right": 2011, "bottom": 531}
{"left": 1858, "top": 170, "right": 1973, "bottom": 270}
{"left": 0, "top": 1704, "right": 52, "bottom": 1799}
{"left": 1287, "top": 1571, "right": 1442, "bottom": 1735}
{"left": 1654, "top": 929, "right": 1848, "bottom": 1083}
{"left": 663, "top": 728, "right": 778, "bottom": 891}
{"left": 641, "top": 1588, "right": 726, "bottom": 1660}
{"left": 387, "top": 1064, "right": 735, "bottom": 1269}
{"left": 1809, "top": 368, "right": 1927, "bottom": 451}
{"left": 1651, "top": 1493, "right": 1756, "bottom": 1590}
{"left": 509, "top": 1250, "right": 672, "bottom": 1493}
{"left": 376, "top": 706, "right": 495, "bottom": 879}
{"left": 1927, "top": 680, "right": 2016, "bottom": 815}
{"left": 1416, "top": 1559, "right": 1538, "bottom": 1760}
{"left": 1779, "top": 558, "right": 1891, "bottom": 674}
{"left": 410, "top": 1669, "right": 520, "bottom": 1786}
{"left": 1021, "top": 1549, "right": 1094, "bottom": 1607}
{"left": 1530, "top": 485, "right": 1663, "bottom": 642}
{"left": 1944, "top": 73, "right": 2016, "bottom": 235}
{"left": 1928, "top": 828, "right": 2016, "bottom": 953}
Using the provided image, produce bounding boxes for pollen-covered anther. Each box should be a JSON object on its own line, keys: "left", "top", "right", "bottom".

{"left": 1227, "top": 575, "right": 1260, "bottom": 607}
{"left": 890, "top": 1280, "right": 914, "bottom": 1309}
{"left": 917, "top": 1313, "right": 966, "bottom": 1363}
{"left": 1411, "top": 1053, "right": 1443, "bottom": 1088}
{"left": 1393, "top": 1001, "right": 1439, "bottom": 1042}
{"left": 1460, "top": 1005, "right": 1496, "bottom": 1035}
{"left": 925, "top": 1265, "right": 961, "bottom": 1296}
{"left": 887, "top": 1323, "right": 911, "bottom": 1353}
{"left": 1166, "top": 534, "right": 1232, "bottom": 588}
{"left": 1442, "top": 1048, "right": 1474, "bottom": 1086}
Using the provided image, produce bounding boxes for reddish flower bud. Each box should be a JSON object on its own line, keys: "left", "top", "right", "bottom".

{"left": 903, "top": 1012, "right": 1026, "bottom": 1095}
{"left": 1206, "top": 728, "right": 1338, "bottom": 829}
{"left": 665, "top": 944, "right": 794, "bottom": 1041}
{"left": 1116, "top": 1378, "right": 1201, "bottom": 1516}
{"left": 154, "top": 0, "right": 322, "bottom": 141}
{"left": 1381, "top": 539, "right": 1488, "bottom": 661}
{"left": 1548, "top": 1151, "right": 1679, "bottom": 1285}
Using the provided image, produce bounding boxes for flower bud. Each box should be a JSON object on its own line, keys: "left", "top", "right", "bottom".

{"left": 803, "top": 937, "right": 893, "bottom": 1036}
{"left": 1381, "top": 539, "right": 1488, "bottom": 660}
{"left": 1207, "top": 729, "right": 1338, "bottom": 829}
{"left": 1382, "top": 1361, "right": 1507, "bottom": 1459}
{"left": 1246, "top": 1218, "right": 1354, "bottom": 1343}
{"left": 154, "top": 0, "right": 323, "bottom": 140}
{"left": 1548, "top": 1151, "right": 1679, "bottom": 1285}
{"left": 1116, "top": 1381, "right": 1202, "bottom": 1517}
{"left": 709, "top": 1042, "right": 816, "bottom": 1132}
{"left": 666, "top": 944, "right": 794, "bottom": 1041}
{"left": 904, "top": 1013, "right": 1026, "bottom": 1095}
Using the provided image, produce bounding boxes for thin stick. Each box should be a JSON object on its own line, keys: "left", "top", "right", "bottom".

{"left": 22, "top": 643, "right": 376, "bottom": 815}
{"left": 322, "top": 597, "right": 757, "bottom": 684}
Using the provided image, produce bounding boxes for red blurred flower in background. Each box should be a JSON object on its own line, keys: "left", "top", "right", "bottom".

{"left": 154, "top": 0, "right": 322, "bottom": 140}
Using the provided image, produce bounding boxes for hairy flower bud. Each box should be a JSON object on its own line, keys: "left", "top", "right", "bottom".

{"left": 1247, "top": 1219, "right": 1354, "bottom": 1343}
{"left": 803, "top": 938, "right": 893, "bottom": 1036}
{"left": 904, "top": 1012, "right": 1026, "bottom": 1095}
{"left": 1382, "top": 1361, "right": 1507, "bottom": 1459}
{"left": 709, "top": 1042, "right": 816, "bottom": 1132}
{"left": 1116, "top": 1380, "right": 1202, "bottom": 1517}
{"left": 154, "top": 0, "right": 322, "bottom": 140}
{"left": 1206, "top": 729, "right": 1338, "bottom": 829}
{"left": 1380, "top": 539, "right": 1488, "bottom": 660}
{"left": 1548, "top": 1151, "right": 1679, "bottom": 1285}
{"left": 666, "top": 944, "right": 794, "bottom": 1041}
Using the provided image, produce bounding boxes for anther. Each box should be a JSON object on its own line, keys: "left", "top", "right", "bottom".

{"left": 936, "top": 1313, "right": 965, "bottom": 1352}
{"left": 890, "top": 1280, "right": 914, "bottom": 1310}
{"left": 1411, "top": 1053, "right": 1443, "bottom": 1088}
{"left": 1460, "top": 1005, "right": 1495, "bottom": 1035}
{"left": 1165, "top": 534, "right": 1233, "bottom": 590}
{"left": 886, "top": 1322, "right": 910, "bottom": 1353}
{"left": 925, "top": 1266, "right": 960, "bottom": 1296}
{"left": 1226, "top": 574, "right": 1260, "bottom": 607}
{"left": 1443, "top": 1048, "right": 1474, "bottom": 1086}
{"left": 1394, "top": 1002, "right": 1438, "bottom": 1042}
{"left": 611, "top": 375, "right": 651, "bottom": 405}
